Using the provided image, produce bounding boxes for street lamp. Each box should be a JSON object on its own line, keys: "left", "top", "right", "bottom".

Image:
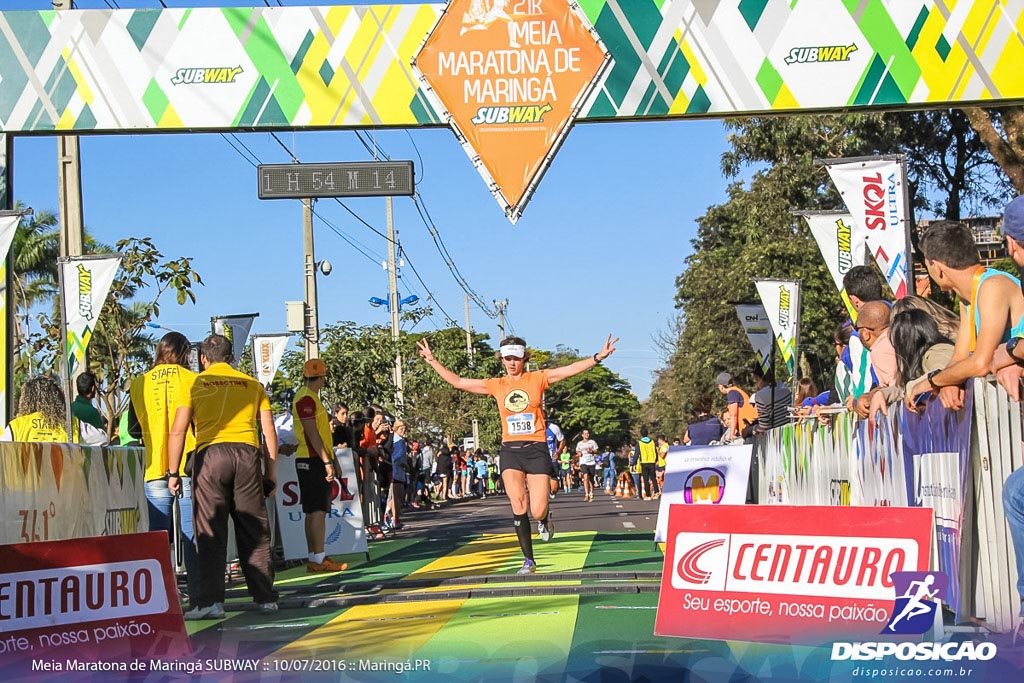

{"left": 367, "top": 294, "right": 419, "bottom": 311}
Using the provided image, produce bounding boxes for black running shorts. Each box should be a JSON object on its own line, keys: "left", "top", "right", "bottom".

{"left": 296, "top": 458, "right": 332, "bottom": 514}
{"left": 498, "top": 441, "right": 552, "bottom": 475}
{"left": 580, "top": 463, "right": 596, "bottom": 478}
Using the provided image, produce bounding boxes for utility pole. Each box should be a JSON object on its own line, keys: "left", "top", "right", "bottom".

{"left": 54, "top": 0, "right": 85, "bottom": 392}
{"left": 387, "top": 197, "right": 403, "bottom": 411}
{"left": 302, "top": 198, "right": 320, "bottom": 360}
{"left": 495, "top": 299, "right": 508, "bottom": 340}
{"left": 464, "top": 295, "right": 474, "bottom": 367}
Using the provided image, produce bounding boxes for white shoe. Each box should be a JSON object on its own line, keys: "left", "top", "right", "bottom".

{"left": 258, "top": 602, "right": 279, "bottom": 613}
{"left": 184, "top": 602, "right": 225, "bottom": 620}
{"left": 537, "top": 514, "right": 554, "bottom": 542}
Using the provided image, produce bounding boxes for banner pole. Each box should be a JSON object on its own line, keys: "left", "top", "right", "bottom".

{"left": 900, "top": 154, "right": 914, "bottom": 297}
{"left": 792, "top": 280, "right": 802, "bottom": 398}
{"left": 57, "top": 260, "right": 73, "bottom": 437}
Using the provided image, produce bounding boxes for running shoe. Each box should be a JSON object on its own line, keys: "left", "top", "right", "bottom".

{"left": 549, "top": 493, "right": 556, "bottom": 501}
{"left": 538, "top": 514, "right": 554, "bottom": 542}
{"left": 517, "top": 559, "right": 537, "bottom": 575}
{"left": 258, "top": 602, "right": 279, "bottom": 613}
{"left": 184, "top": 603, "right": 225, "bottom": 620}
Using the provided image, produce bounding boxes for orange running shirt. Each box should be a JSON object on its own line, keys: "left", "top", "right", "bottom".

{"left": 483, "top": 370, "right": 550, "bottom": 442}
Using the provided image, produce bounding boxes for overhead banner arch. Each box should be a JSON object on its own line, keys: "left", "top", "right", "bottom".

{"left": 0, "top": 1, "right": 1021, "bottom": 220}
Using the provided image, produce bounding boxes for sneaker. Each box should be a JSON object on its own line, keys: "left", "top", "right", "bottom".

{"left": 517, "top": 559, "right": 537, "bottom": 575}
{"left": 258, "top": 602, "right": 279, "bottom": 613}
{"left": 184, "top": 603, "right": 225, "bottom": 620}
{"left": 307, "top": 559, "right": 348, "bottom": 573}
{"left": 537, "top": 514, "right": 554, "bottom": 542}
{"left": 549, "top": 493, "right": 556, "bottom": 501}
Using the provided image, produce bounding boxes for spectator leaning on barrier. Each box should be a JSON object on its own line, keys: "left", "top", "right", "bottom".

{"left": 906, "top": 220, "right": 1024, "bottom": 413}
{"left": 852, "top": 301, "right": 899, "bottom": 419}
{"left": 843, "top": 265, "right": 888, "bottom": 399}
{"left": 167, "top": 333, "right": 279, "bottom": 620}
{"left": 982, "top": 195, "right": 1024, "bottom": 637}
{"left": 716, "top": 372, "right": 757, "bottom": 441}
{"left": 749, "top": 364, "right": 792, "bottom": 432}
{"left": 684, "top": 400, "right": 724, "bottom": 446}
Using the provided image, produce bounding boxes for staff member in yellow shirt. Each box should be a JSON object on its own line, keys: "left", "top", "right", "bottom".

{"left": 1, "top": 375, "right": 103, "bottom": 443}
{"left": 167, "top": 334, "right": 279, "bottom": 620}
{"left": 127, "top": 331, "right": 200, "bottom": 608}
{"left": 292, "top": 358, "right": 348, "bottom": 574}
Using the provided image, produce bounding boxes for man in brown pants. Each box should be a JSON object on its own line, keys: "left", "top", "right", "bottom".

{"left": 168, "top": 334, "right": 279, "bottom": 619}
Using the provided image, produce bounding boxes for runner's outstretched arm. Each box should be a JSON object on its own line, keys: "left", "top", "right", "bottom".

{"left": 417, "top": 338, "right": 489, "bottom": 394}
{"left": 547, "top": 334, "right": 619, "bottom": 384}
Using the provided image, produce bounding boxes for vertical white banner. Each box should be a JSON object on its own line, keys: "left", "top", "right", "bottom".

{"left": 823, "top": 157, "right": 909, "bottom": 299}
{"left": 735, "top": 304, "right": 774, "bottom": 373}
{"left": 799, "top": 211, "right": 867, "bottom": 316}
{"left": 0, "top": 214, "right": 19, "bottom": 426}
{"left": 251, "top": 334, "right": 290, "bottom": 387}
{"left": 211, "top": 313, "right": 258, "bottom": 367}
{"left": 755, "top": 279, "right": 800, "bottom": 376}
{"left": 60, "top": 255, "right": 121, "bottom": 378}
{"left": 275, "top": 447, "right": 367, "bottom": 560}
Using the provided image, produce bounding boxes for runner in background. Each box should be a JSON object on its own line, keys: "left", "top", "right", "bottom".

{"left": 417, "top": 334, "right": 617, "bottom": 575}
{"left": 655, "top": 435, "right": 669, "bottom": 497}
{"left": 601, "top": 445, "right": 616, "bottom": 494}
{"left": 575, "top": 429, "right": 598, "bottom": 502}
{"left": 545, "top": 421, "right": 566, "bottom": 499}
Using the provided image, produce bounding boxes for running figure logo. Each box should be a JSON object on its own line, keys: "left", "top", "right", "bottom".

{"left": 883, "top": 571, "right": 949, "bottom": 635}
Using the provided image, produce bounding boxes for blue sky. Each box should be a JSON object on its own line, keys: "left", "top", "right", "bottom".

{"left": 6, "top": 0, "right": 733, "bottom": 400}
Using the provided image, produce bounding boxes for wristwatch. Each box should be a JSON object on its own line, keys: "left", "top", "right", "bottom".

{"left": 1008, "top": 336, "right": 1024, "bottom": 367}
{"left": 165, "top": 471, "right": 179, "bottom": 479}
{"left": 927, "top": 369, "right": 941, "bottom": 390}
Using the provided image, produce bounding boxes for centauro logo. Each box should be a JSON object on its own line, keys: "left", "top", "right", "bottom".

{"left": 171, "top": 66, "right": 244, "bottom": 85}
{"left": 784, "top": 44, "right": 857, "bottom": 65}
{"left": 471, "top": 104, "right": 553, "bottom": 125}
{"left": 77, "top": 264, "right": 93, "bottom": 320}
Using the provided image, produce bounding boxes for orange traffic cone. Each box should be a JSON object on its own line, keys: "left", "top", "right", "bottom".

{"left": 614, "top": 478, "right": 624, "bottom": 498}
{"left": 605, "top": 478, "right": 613, "bottom": 495}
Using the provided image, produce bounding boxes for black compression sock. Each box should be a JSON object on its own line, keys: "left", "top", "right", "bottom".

{"left": 513, "top": 513, "right": 533, "bottom": 561}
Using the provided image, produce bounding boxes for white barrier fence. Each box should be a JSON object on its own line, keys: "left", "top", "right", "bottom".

{"left": 755, "top": 377, "right": 1022, "bottom": 632}
{"left": 0, "top": 443, "right": 148, "bottom": 544}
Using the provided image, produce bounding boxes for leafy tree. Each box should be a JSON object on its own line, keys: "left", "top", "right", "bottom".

{"left": 31, "top": 236, "right": 203, "bottom": 436}
{"left": 963, "top": 106, "right": 1024, "bottom": 194}
{"left": 648, "top": 108, "right": 1007, "bottom": 433}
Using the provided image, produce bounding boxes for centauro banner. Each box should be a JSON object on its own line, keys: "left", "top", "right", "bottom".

{"left": 754, "top": 279, "right": 800, "bottom": 376}
{"left": 823, "top": 157, "right": 909, "bottom": 299}
{"left": 252, "top": 333, "right": 291, "bottom": 387}
{"left": 798, "top": 211, "right": 866, "bottom": 316}
{"left": 735, "top": 304, "right": 773, "bottom": 374}
{"left": 60, "top": 255, "right": 121, "bottom": 378}
{"left": 211, "top": 312, "right": 259, "bottom": 368}
{"left": 413, "top": 0, "right": 610, "bottom": 222}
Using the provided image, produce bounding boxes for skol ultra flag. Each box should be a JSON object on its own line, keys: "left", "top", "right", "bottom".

{"left": 823, "top": 157, "right": 909, "bottom": 299}
{"left": 735, "top": 304, "right": 774, "bottom": 374}
{"left": 211, "top": 313, "right": 259, "bottom": 368}
{"left": 755, "top": 279, "right": 801, "bottom": 376}
{"left": 61, "top": 255, "right": 121, "bottom": 377}
{"left": 252, "top": 334, "right": 290, "bottom": 387}
{"left": 798, "top": 211, "right": 867, "bottom": 317}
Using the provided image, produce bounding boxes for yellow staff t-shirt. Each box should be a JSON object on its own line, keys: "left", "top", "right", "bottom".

{"left": 186, "top": 363, "right": 270, "bottom": 450}
{"left": 130, "top": 364, "right": 198, "bottom": 481}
